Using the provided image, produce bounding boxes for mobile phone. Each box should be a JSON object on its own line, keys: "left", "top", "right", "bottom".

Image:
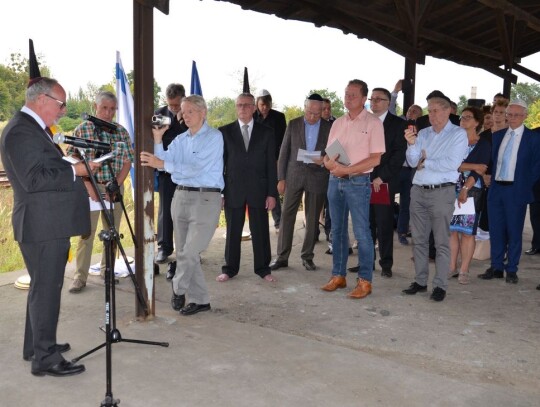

{"left": 407, "top": 119, "right": 417, "bottom": 135}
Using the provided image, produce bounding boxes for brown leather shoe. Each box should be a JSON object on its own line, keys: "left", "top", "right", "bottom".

{"left": 321, "top": 276, "right": 347, "bottom": 291}
{"left": 348, "top": 278, "right": 372, "bottom": 299}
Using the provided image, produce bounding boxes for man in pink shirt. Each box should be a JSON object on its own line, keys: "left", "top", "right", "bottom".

{"left": 321, "top": 79, "right": 385, "bottom": 299}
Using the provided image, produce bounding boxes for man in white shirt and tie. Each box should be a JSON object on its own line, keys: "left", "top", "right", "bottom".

{"left": 478, "top": 100, "right": 540, "bottom": 284}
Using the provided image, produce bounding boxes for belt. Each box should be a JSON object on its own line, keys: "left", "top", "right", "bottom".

{"left": 495, "top": 180, "right": 514, "bottom": 186}
{"left": 419, "top": 182, "right": 455, "bottom": 189}
{"left": 335, "top": 174, "right": 369, "bottom": 180}
{"left": 176, "top": 185, "right": 221, "bottom": 193}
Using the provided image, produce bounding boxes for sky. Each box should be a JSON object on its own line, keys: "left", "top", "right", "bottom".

{"left": 1, "top": 0, "right": 539, "bottom": 110}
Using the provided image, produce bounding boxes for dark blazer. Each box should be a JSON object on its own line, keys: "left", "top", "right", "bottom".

{"left": 371, "top": 112, "right": 407, "bottom": 195}
{"left": 0, "top": 111, "right": 90, "bottom": 242}
{"left": 254, "top": 109, "right": 287, "bottom": 160}
{"left": 277, "top": 117, "right": 331, "bottom": 194}
{"left": 490, "top": 126, "right": 540, "bottom": 205}
{"left": 220, "top": 121, "right": 278, "bottom": 209}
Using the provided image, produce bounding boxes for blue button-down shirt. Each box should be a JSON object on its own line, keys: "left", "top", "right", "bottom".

{"left": 407, "top": 120, "right": 468, "bottom": 185}
{"left": 304, "top": 118, "right": 321, "bottom": 152}
{"left": 154, "top": 121, "right": 224, "bottom": 190}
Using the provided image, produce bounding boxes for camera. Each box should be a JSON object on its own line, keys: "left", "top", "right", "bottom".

{"left": 151, "top": 114, "right": 171, "bottom": 127}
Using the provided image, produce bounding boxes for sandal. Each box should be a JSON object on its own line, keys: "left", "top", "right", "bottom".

{"left": 458, "top": 272, "right": 469, "bottom": 285}
{"left": 216, "top": 274, "right": 230, "bottom": 282}
{"left": 449, "top": 270, "right": 459, "bottom": 279}
{"left": 263, "top": 274, "right": 277, "bottom": 282}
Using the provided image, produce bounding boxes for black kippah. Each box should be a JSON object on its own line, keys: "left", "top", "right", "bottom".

{"left": 307, "top": 93, "right": 323, "bottom": 101}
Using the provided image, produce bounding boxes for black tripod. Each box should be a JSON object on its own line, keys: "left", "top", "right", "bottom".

{"left": 71, "top": 144, "right": 168, "bottom": 407}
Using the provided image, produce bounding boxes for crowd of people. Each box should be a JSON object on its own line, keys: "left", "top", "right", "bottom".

{"left": 2, "top": 75, "right": 540, "bottom": 377}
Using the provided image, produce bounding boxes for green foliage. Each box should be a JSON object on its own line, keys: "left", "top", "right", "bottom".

{"left": 283, "top": 105, "right": 303, "bottom": 123}
{"left": 57, "top": 116, "right": 82, "bottom": 133}
{"left": 511, "top": 82, "right": 540, "bottom": 107}
{"left": 456, "top": 95, "right": 468, "bottom": 114}
{"left": 525, "top": 99, "right": 540, "bottom": 129}
{"left": 206, "top": 97, "right": 236, "bottom": 128}
{"left": 308, "top": 88, "right": 345, "bottom": 118}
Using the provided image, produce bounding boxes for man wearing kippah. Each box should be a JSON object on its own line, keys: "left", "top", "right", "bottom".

{"left": 270, "top": 94, "right": 331, "bottom": 272}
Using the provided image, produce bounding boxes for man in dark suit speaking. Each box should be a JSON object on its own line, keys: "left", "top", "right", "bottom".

{"left": 0, "top": 77, "right": 98, "bottom": 376}
{"left": 216, "top": 93, "right": 278, "bottom": 283}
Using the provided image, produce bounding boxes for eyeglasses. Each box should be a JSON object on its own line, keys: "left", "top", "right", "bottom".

{"left": 236, "top": 103, "right": 254, "bottom": 109}
{"left": 44, "top": 94, "right": 67, "bottom": 109}
{"left": 460, "top": 115, "right": 474, "bottom": 121}
{"left": 505, "top": 113, "right": 525, "bottom": 118}
{"left": 368, "top": 98, "right": 388, "bottom": 103}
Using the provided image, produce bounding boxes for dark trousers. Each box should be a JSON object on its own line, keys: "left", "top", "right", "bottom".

{"left": 20, "top": 238, "right": 70, "bottom": 370}
{"left": 397, "top": 167, "right": 413, "bottom": 235}
{"left": 370, "top": 197, "right": 396, "bottom": 270}
{"left": 529, "top": 201, "right": 540, "bottom": 249}
{"left": 223, "top": 204, "right": 272, "bottom": 278}
{"left": 157, "top": 172, "right": 176, "bottom": 254}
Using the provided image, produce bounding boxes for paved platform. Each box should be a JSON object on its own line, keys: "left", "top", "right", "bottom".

{"left": 1, "top": 212, "right": 539, "bottom": 407}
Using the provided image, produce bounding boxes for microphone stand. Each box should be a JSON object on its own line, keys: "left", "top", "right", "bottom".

{"left": 71, "top": 137, "right": 168, "bottom": 407}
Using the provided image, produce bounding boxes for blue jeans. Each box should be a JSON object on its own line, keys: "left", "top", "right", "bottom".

{"left": 327, "top": 175, "right": 373, "bottom": 281}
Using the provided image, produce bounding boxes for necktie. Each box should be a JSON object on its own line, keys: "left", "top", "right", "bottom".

{"left": 499, "top": 130, "right": 515, "bottom": 180}
{"left": 241, "top": 124, "right": 250, "bottom": 151}
{"left": 45, "top": 127, "right": 64, "bottom": 156}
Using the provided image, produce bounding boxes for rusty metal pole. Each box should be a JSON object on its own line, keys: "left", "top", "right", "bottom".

{"left": 133, "top": 0, "right": 155, "bottom": 317}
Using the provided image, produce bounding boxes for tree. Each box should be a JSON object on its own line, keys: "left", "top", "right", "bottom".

{"left": 456, "top": 95, "right": 468, "bottom": 114}
{"left": 511, "top": 82, "right": 540, "bottom": 107}
{"left": 308, "top": 88, "right": 344, "bottom": 118}
{"left": 525, "top": 99, "right": 540, "bottom": 129}
{"left": 206, "top": 97, "right": 236, "bottom": 128}
{"left": 283, "top": 105, "right": 303, "bottom": 123}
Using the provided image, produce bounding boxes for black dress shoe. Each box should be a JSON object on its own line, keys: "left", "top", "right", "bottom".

{"left": 536, "top": 283, "right": 540, "bottom": 290}
{"left": 381, "top": 268, "right": 392, "bottom": 278}
{"left": 171, "top": 292, "right": 185, "bottom": 311}
{"left": 153, "top": 262, "right": 160, "bottom": 276}
{"left": 23, "top": 343, "right": 71, "bottom": 361}
{"left": 180, "top": 303, "right": 211, "bottom": 316}
{"left": 505, "top": 272, "right": 519, "bottom": 284}
{"left": 166, "top": 260, "right": 177, "bottom": 281}
{"left": 31, "top": 360, "right": 85, "bottom": 377}
{"left": 430, "top": 287, "right": 446, "bottom": 302}
{"left": 478, "top": 267, "right": 504, "bottom": 280}
{"left": 402, "top": 282, "right": 427, "bottom": 295}
{"left": 155, "top": 250, "right": 171, "bottom": 264}
{"left": 525, "top": 248, "right": 540, "bottom": 255}
{"left": 269, "top": 260, "right": 288, "bottom": 271}
{"left": 348, "top": 265, "right": 359, "bottom": 273}
{"left": 302, "top": 259, "right": 317, "bottom": 271}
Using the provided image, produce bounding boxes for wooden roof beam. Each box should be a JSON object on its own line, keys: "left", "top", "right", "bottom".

{"left": 477, "top": 0, "right": 540, "bottom": 32}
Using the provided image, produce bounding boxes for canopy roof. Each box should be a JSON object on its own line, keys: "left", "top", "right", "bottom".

{"left": 216, "top": 0, "right": 540, "bottom": 83}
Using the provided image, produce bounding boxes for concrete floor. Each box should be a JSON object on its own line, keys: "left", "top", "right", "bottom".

{"left": 1, "top": 212, "right": 539, "bottom": 407}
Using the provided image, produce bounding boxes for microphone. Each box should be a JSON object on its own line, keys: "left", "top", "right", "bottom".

{"left": 81, "top": 113, "right": 118, "bottom": 131}
{"left": 53, "top": 134, "right": 111, "bottom": 152}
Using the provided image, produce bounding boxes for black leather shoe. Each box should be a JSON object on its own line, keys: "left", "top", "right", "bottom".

{"left": 477, "top": 267, "right": 504, "bottom": 280}
{"left": 166, "top": 260, "right": 177, "bottom": 281}
{"left": 23, "top": 343, "right": 71, "bottom": 361}
{"left": 270, "top": 260, "right": 288, "bottom": 271}
{"left": 347, "top": 265, "right": 359, "bottom": 273}
{"left": 525, "top": 248, "right": 540, "bottom": 255}
{"left": 381, "top": 268, "right": 392, "bottom": 278}
{"left": 430, "top": 287, "right": 446, "bottom": 302}
{"left": 402, "top": 282, "right": 427, "bottom": 295}
{"left": 31, "top": 360, "right": 85, "bottom": 377}
{"left": 155, "top": 250, "right": 171, "bottom": 264}
{"left": 505, "top": 272, "right": 519, "bottom": 284}
{"left": 536, "top": 283, "right": 540, "bottom": 290}
{"left": 302, "top": 259, "right": 317, "bottom": 271}
{"left": 180, "top": 303, "right": 211, "bottom": 316}
{"left": 171, "top": 292, "right": 185, "bottom": 311}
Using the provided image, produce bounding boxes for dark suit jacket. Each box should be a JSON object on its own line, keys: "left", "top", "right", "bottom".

{"left": 220, "top": 121, "right": 278, "bottom": 209}
{"left": 490, "top": 126, "right": 540, "bottom": 205}
{"left": 277, "top": 117, "right": 331, "bottom": 195}
{"left": 254, "top": 109, "right": 287, "bottom": 160}
{"left": 371, "top": 112, "right": 407, "bottom": 195}
{"left": 0, "top": 111, "right": 90, "bottom": 243}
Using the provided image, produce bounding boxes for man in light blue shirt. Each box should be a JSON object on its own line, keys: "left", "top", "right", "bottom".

{"left": 141, "top": 95, "right": 223, "bottom": 316}
{"left": 402, "top": 94, "right": 468, "bottom": 302}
